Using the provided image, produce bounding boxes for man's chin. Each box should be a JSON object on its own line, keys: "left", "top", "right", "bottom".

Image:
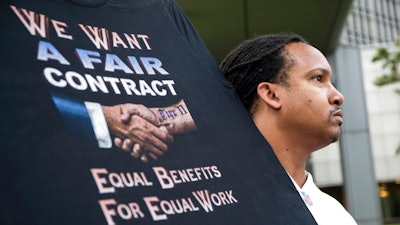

{"left": 330, "top": 132, "right": 341, "bottom": 143}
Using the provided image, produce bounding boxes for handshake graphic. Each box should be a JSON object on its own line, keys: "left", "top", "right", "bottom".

{"left": 51, "top": 92, "right": 196, "bottom": 162}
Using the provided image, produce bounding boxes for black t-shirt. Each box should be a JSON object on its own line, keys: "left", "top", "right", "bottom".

{"left": 0, "top": 0, "right": 317, "bottom": 224}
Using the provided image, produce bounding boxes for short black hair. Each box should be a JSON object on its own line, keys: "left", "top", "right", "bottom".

{"left": 220, "top": 32, "right": 307, "bottom": 110}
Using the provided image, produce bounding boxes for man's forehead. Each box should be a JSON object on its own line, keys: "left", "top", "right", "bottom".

{"left": 285, "top": 42, "right": 319, "bottom": 57}
{"left": 285, "top": 43, "right": 330, "bottom": 66}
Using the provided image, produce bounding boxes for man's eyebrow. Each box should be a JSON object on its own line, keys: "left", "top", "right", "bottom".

{"left": 309, "top": 67, "right": 330, "bottom": 74}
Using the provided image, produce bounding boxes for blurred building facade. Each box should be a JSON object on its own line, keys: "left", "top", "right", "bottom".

{"left": 340, "top": 0, "right": 400, "bottom": 46}
{"left": 311, "top": 0, "right": 400, "bottom": 222}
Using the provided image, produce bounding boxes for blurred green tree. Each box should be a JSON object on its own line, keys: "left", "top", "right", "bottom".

{"left": 371, "top": 40, "right": 400, "bottom": 94}
{"left": 372, "top": 41, "right": 400, "bottom": 155}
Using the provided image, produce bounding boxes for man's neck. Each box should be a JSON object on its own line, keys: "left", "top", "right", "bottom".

{"left": 271, "top": 143, "right": 308, "bottom": 187}
{"left": 252, "top": 112, "right": 312, "bottom": 187}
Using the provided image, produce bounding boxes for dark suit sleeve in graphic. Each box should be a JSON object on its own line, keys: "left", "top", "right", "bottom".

{"left": 50, "top": 91, "right": 112, "bottom": 148}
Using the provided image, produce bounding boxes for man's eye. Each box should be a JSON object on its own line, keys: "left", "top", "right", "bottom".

{"left": 313, "top": 75, "right": 322, "bottom": 81}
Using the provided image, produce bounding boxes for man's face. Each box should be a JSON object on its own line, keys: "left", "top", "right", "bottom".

{"left": 278, "top": 42, "right": 344, "bottom": 149}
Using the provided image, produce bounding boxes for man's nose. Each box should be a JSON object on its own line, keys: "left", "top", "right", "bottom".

{"left": 330, "top": 85, "right": 344, "bottom": 106}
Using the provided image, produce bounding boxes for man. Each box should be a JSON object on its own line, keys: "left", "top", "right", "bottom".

{"left": 220, "top": 33, "right": 358, "bottom": 224}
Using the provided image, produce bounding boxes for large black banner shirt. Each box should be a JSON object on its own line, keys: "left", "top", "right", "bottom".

{"left": 0, "top": 1, "right": 317, "bottom": 224}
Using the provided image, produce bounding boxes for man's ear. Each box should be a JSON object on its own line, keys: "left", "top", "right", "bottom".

{"left": 257, "top": 82, "right": 282, "bottom": 109}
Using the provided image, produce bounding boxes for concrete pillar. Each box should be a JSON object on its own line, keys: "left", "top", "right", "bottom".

{"left": 330, "top": 45, "right": 383, "bottom": 225}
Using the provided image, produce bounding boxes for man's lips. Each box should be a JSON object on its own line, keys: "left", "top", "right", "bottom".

{"left": 333, "top": 110, "right": 343, "bottom": 118}
{"left": 332, "top": 109, "right": 343, "bottom": 124}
